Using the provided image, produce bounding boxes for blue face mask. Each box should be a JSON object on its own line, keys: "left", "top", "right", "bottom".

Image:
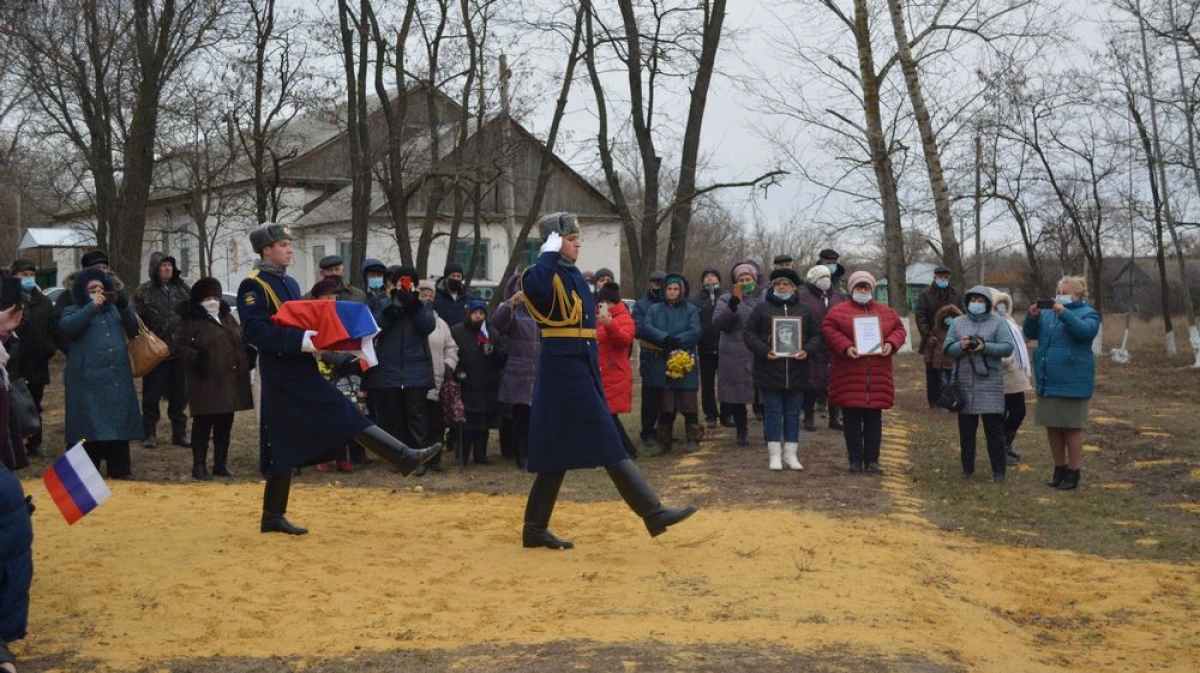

{"left": 773, "top": 291, "right": 794, "bottom": 301}
{"left": 19, "top": 277, "right": 36, "bottom": 291}
{"left": 367, "top": 277, "right": 384, "bottom": 290}
{"left": 1055, "top": 294, "right": 1073, "bottom": 305}
{"left": 967, "top": 302, "right": 987, "bottom": 315}
{"left": 934, "top": 279, "right": 949, "bottom": 290}
{"left": 825, "top": 264, "right": 838, "bottom": 275}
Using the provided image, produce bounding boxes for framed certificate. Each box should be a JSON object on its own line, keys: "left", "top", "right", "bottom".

{"left": 853, "top": 314, "right": 884, "bottom": 355}
{"left": 771, "top": 316, "right": 802, "bottom": 357}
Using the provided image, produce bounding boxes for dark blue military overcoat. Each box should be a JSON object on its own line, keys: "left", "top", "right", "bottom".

{"left": 237, "top": 269, "right": 371, "bottom": 477}
{"left": 523, "top": 252, "right": 629, "bottom": 473}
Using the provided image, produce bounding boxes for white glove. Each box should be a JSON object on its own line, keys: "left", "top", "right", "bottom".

{"left": 301, "top": 329, "right": 319, "bottom": 353}
{"left": 540, "top": 231, "right": 563, "bottom": 254}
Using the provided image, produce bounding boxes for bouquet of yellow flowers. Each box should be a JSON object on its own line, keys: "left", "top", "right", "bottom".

{"left": 665, "top": 349, "right": 696, "bottom": 379}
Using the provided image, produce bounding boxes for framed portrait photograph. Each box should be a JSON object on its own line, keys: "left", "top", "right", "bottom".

{"left": 852, "top": 314, "right": 884, "bottom": 355}
{"left": 771, "top": 316, "right": 803, "bottom": 357}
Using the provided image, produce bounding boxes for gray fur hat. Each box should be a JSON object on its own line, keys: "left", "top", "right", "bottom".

{"left": 537, "top": 212, "right": 580, "bottom": 240}
{"left": 249, "top": 222, "right": 293, "bottom": 253}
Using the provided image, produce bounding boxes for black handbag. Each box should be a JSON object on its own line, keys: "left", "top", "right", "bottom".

{"left": 936, "top": 365, "right": 965, "bottom": 412}
{"left": 9, "top": 378, "right": 41, "bottom": 439}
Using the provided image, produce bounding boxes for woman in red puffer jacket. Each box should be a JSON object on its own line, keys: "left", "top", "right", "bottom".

{"left": 822, "top": 270, "right": 907, "bottom": 476}
{"left": 596, "top": 282, "right": 638, "bottom": 458}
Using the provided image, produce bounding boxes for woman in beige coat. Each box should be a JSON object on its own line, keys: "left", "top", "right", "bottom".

{"left": 992, "top": 291, "right": 1032, "bottom": 465}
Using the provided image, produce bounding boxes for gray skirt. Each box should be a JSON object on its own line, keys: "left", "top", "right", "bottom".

{"left": 1034, "top": 396, "right": 1090, "bottom": 429}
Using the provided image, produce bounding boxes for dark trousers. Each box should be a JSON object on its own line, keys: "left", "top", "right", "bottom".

{"left": 640, "top": 384, "right": 663, "bottom": 440}
{"left": 1003, "top": 393, "right": 1027, "bottom": 447}
{"left": 503, "top": 404, "right": 532, "bottom": 464}
{"left": 842, "top": 408, "right": 883, "bottom": 465}
{"left": 191, "top": 412, "right": 233, "bottom": 455}
{"left": 26, "top": 381, "right": 45, "bottom": 451}
{"left": 612, "top": 414, "right": 639, "bottom": 459}
{"left": 423, "top": 397, "right": 446, "bottom": 469}
{"left": 698, "top": 351, "right": 719, "bottom": 421}
{"left": 83, "top": 440, "right": 131, "bottom": 479}
{"left": 925, "top": 363, "right": 943, "bottom": 407}
{"left": 958, "top": 413, "right": 1007, "bottom": 476}
{"left": 142, "top": 358, "right": 187, "bottom": 428}
{"left": 458, "top": 426, "right": 490, "bottom": 464}
{"left": 374, "top": 387, "right": 429, "bottom": 448}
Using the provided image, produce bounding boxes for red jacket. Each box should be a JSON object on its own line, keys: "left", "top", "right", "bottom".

{"left": 597, "top": 299, "right": 636, "bottom": 414}
{"left": 821, "top": 299, "right": 907, "bottom": 410}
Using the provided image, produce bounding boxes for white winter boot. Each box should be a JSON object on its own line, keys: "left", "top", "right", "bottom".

{"left": 767, "top": 441, "right": 783, "bottom": 471}
{"left": 783, "top": 442, "right": 804, "bottom": 471}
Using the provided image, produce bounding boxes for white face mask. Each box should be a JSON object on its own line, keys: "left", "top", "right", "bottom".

{"left": 1055, "top": 294, "right": 1074, "bottom": 305}
{"left": 201, "top": 298, "right": 221, "bottom": 316}
{"left": 852, "top": 292, "right": 872, "bottom": 305}
{"left": 814, "top": 278, "right": 831, "bottom": 291}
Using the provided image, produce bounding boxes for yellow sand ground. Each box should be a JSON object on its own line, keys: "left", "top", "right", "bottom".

{"left": 16, "top": 476, "right": 1199, "bottom": 673}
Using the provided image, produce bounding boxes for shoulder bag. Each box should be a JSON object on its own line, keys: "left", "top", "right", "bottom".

{"left": 128, "top": 313, "right": 170, "bottom": 378}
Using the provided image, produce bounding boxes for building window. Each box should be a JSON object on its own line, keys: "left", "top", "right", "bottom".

{"left": 453, "top": 238, "right": 490, "bottom": 280}
{"left": 337, "top": 241, "right": 353, "bottom": 267}
{"left": 523, "top": 238, "right": 542, "bottom": 267}
{"left": 177, "top": 233, "right": 190, "bottom": 276}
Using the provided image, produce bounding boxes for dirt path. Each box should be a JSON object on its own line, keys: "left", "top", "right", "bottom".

{"left": 16, "top": 416, "right": 1199, "bottom": 673}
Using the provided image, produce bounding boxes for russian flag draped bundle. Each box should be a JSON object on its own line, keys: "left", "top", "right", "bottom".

{"left": 43, "top": 442, "right": 112, "bottom": 525}
{"left": 271, "top": 300, "right": 381, "bottom": 367}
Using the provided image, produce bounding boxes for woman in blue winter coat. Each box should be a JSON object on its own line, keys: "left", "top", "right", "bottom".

{"left": 1023, "top": 275, "right": 1101, "bottom": 491}
{"left": 59, "top": 267, "right": 144, "bottom": 478}
{"left": 0, "top": 303, "right": 32, "bottom": 673}
{"left": 639, "top": 274, "right": 702, "bottom": 455}
{"left": 944, "top": 286, "right": 1015, "bottom": 482}
{"left": 367, "top": 266, "right": 436, "bottom": 451}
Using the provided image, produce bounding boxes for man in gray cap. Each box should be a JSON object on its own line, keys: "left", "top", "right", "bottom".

{"left": 303, "top": 255, "right": 367, "bottom": 303}
{"left": 238, "top": 222, "right": 441, "bottom": 535}
{"left": 631, "top": 268, "right": 667, "bottom": 447}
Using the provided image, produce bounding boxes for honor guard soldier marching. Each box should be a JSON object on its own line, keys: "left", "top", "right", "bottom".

{"left": 238, "top": 223, "right": 442, "bottom": 535}
{"left": 520, "top": 213, "right": 697, "bottom": 549}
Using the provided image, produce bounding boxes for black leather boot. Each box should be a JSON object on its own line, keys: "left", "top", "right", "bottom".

{"left": 803, "top": 409, "right": 817, "bottom": 432}
{"left": 1046, "top": 465, "right": 1067, "bottom": 488}
{"left": 143, "top": 424, "right": 158, "bottom": 448}
{"left": 212, "top": 442, "right": 233, "bottom": 477}
{"left": 605, "top": 459, "right": 697, "bottom": 537}
{"left": 172, "top": 421, "right": 192, "bottom": 448}
{"left": 353, "top": 425, "right": 442, "bottom": 476}
{"left": 828, "top": 406, "right": 844, "bottom": 430}
{"left": 1057, "top": 468, "right": 1081, "bottom": 491}
{"left": 261, "top": 471, "right": 307, "bottom": 535}
{"left": 191, "top": 443, "right": 211, "bottom": 481}
{"left": 523, "top": 472, "right": 574, "bottom": 549}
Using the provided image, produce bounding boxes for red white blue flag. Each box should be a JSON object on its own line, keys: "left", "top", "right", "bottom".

{"left": 270, "top": 300, "right": 382, "bottom": 367}
{"left": 43, "top": 442, "right": 112, "bottom": 525}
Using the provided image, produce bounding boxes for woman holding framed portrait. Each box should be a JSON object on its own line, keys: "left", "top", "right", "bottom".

{"left": 821, "top": 271, "right": 907, "bottom": 475}
{"left": 743, "top": 268, "right": 822, "bottom": 471}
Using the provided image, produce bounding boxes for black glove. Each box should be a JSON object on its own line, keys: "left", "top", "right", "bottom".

{"left": 727, "top": 295, "right": 740, "bottom": 310}
{"left": 116, "top": 290, "right": 130, "bottom": 310}
{"left": 662, "top": 335, "right": 680, "bottom": 350}
{"left": 195, "top": 346, "right": 211, "bottom": 374}
{"left": 25, "top": 495, "right": 35, "bottom": 515}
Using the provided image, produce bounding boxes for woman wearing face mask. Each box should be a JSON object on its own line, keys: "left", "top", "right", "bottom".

{"left": 641, "top": 274, "right": 703, "bottom": 455}
{"left": 1024, "top": 276, "right": 1100, "bottom": 491}
{"left": 58, "top": 267, "right": 143, "bottom": 479}
{"left": 711, "top": 260, "right": 765, "bottom": 445}
{"left": 797, "top": 264, "right": 848, "bottom": 432}
{"left": 929, "top": 303, "right": 964, "bottom": 395}
{"left": 991, "top": 291, "right": 1031, "bottom": 466}
{"left": 689, "top": 268, "right": 723, "bottom": 428}
{"left": 821, "top": 271, "right": 907, "bottom": 474}
{"left": 943, "top": 287, "right": 1015, "bottom": 482}
{"left": 743, "top": 268, "right": 822, "bottom": 470}
{"left": 176, "top": 278, "right": 254, "bottom": 480}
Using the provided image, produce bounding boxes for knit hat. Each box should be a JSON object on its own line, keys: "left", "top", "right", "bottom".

{"left": 465, "top": 298, "right": 488, "bottom": 315}
{"left": 9, "top": 259, "right": 36, "bottom": 275}
{"left": 310, "top": 279, "right": 340, "bottom": 298}
{"left": 769, "top": 268, "right": 802, "bottom": 288}
{"left": 596, "top": 282, "right": 622, "bottom": 305}
{"left": 805, "top": 265, "right": 832, "bottom": 284}
{"left": 80, "top": 249, "right": 109, "bottom": 268}
{"left": 388, "top": 265, "right": 420, "bottom": 286}
{"left": 362, "top": 258, "right": 387, "bottom": 276}
{"left": 190, "top": 277, "right": 223, "bottom": 302}
{"left": 847, "top": 270, "right": 876, "bottom": 292}
{"left": 594, "top": 267, "right": 615, "bottom": 284}
{"left": 663, "top": 273, "right": 685, "bottom": 288}
{"left": 732, "top": 263, "right": 758, "bottom": 281}
{"left": 444, "top": 261, "right": 465, "bottom": 277}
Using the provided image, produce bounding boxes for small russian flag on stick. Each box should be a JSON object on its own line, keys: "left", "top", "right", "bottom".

{"left": 42, "top": 442, "right": 112, "bottom": 525}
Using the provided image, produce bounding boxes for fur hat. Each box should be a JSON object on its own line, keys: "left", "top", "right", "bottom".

{"left": 769, "top": 268, "right": 802, "bottom": 288}
{"left": 847, "top": 270, "right": 877, "bottom": 292}
{"left": 596, "top": 282, "right": 622, "bottom": 305}
{"left": 248, "top": 223, "right": 292, "bottom": 253}
{"left": 80, "top": 249, "right": 109, "bottom": 268}
{"left": 537, "top": 212, "right": 581, "bottom": 240}
{"left": 73, "top": 267, "right": 113, "bottom": 304}
{"left": 190, "top": 277, "right": 223, "bottom": 302}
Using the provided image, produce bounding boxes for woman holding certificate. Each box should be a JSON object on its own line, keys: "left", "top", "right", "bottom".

{"left": 743, "top": 268, "right": 822, "bottom": 471}
{"left": 821, "top": 271, "right": 907, "bottom": 475}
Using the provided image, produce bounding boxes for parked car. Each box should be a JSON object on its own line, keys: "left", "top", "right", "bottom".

{"left": 42, "top": 286, "right": 67, "bottom": 303}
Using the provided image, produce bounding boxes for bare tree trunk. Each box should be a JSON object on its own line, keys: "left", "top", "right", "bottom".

{"left": 885, "top": 0, "right": 963, "bottom": 286}
{"left": 336, "top": 0, "right": 373, "bottom": 282}
{"left": 617, "top": 0, "right": 663, "bottom": 284}
{"left": 415, "top": 1, "right": 451, "bottom": 277}
{"left": 664, "top": 0, "right": 726, "bottom": 272}
{"left": 852, "top": 0, "right": 909, "bottom": 343}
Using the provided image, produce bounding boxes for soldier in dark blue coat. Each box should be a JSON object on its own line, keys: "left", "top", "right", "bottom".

{"left": 237, "top": 223, "right": 442, "bottom": 535}
{"left": 519, "top": 213, "right": 696, "bottom": 550}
